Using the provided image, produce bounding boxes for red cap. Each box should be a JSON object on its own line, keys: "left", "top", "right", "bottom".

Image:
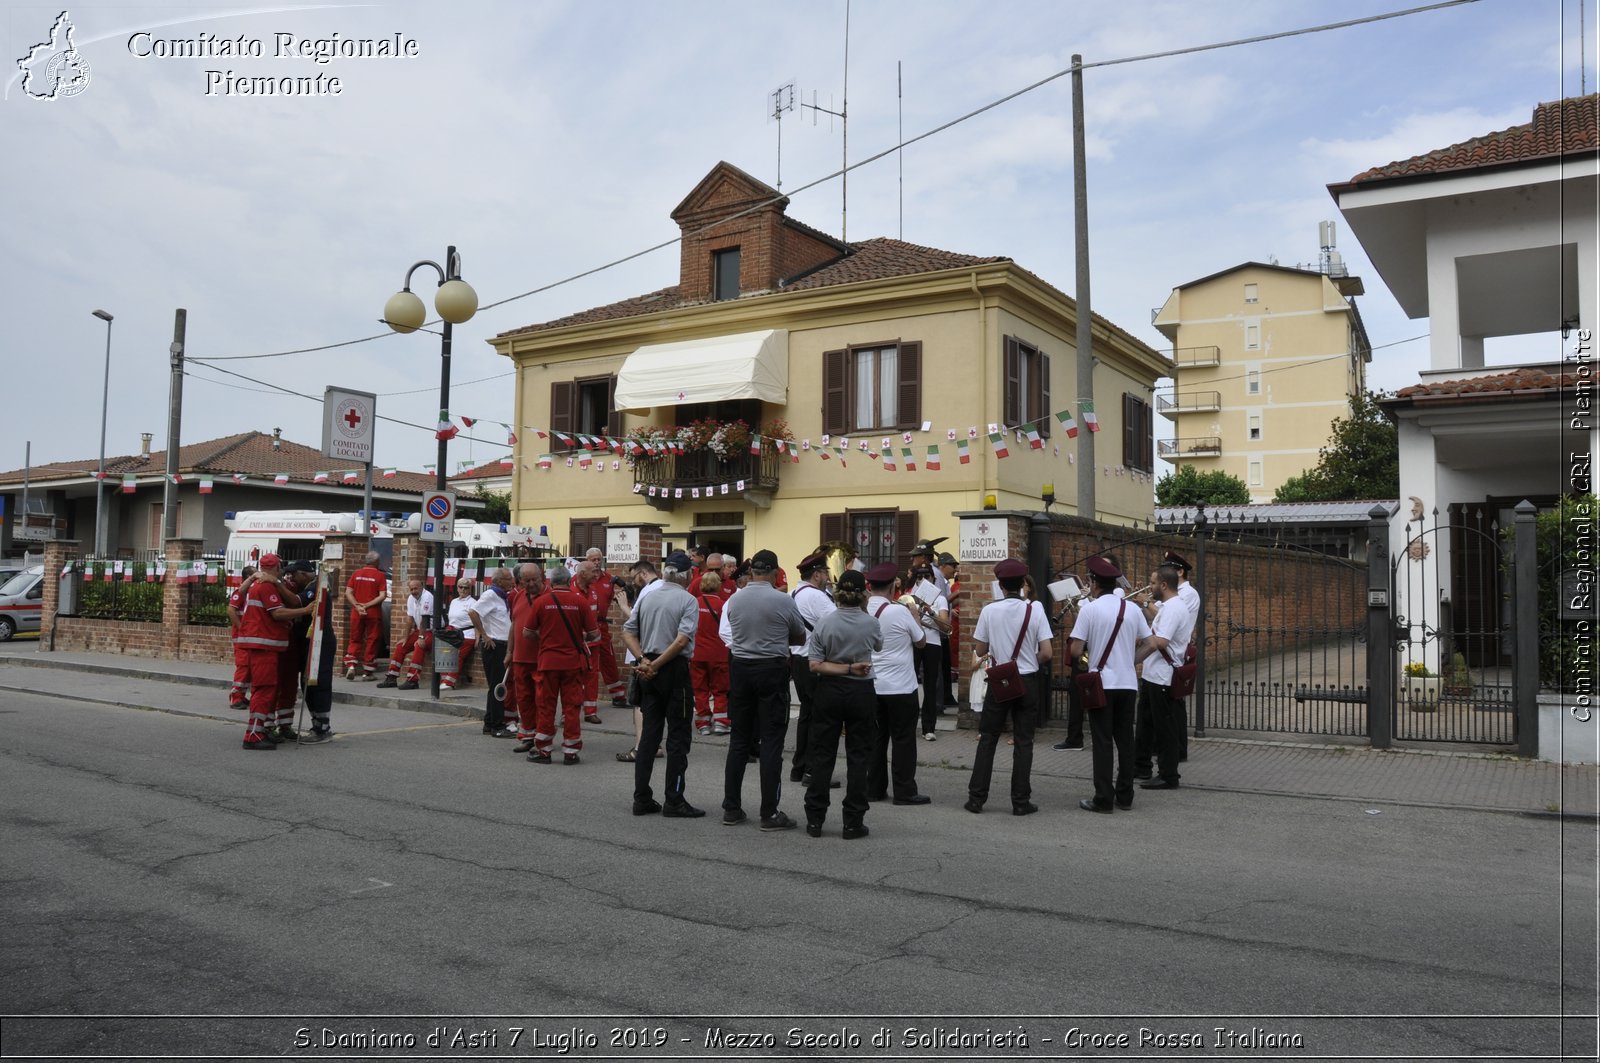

{"left": 259, "top": 553, "right": 283, "bottom": 568}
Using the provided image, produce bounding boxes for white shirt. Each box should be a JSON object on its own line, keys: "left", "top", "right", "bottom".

{"left": 472, "top": 586, "right": 512, "bottom": 641}
{"left": 1070, "top": 592, "right": 1152, "bottom": 691}
{"left": 867, "top": 595, "right": 925, "bottom": 695}
{"left": 912, "top": 580, "right": 948, "bottom": 647}
{"left": 791, "top": 582, "right": 834, "bottom": 657}
{"left": 973, "top": 596, "right": 1054, "bottom": 676}
{"left": 1176, "top": 580, "right": 1200, "bottom": 626}
{"left": 1143, "top": 593, "right": 1196, "bottom": 687}
{"left": 405, "top": 590, "right": 434, "bottom": 628}
{"left": 446, "top": 595, "right": 477, "bottom": 640}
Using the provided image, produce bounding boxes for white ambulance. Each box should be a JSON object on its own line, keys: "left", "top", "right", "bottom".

{"left": 223, "top": 510, "right": 394, "bottom": 567}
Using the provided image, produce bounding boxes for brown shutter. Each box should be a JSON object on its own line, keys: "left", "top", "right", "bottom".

{"left": 895, "top": 341, "right": 921, "bottom": 430}
{"left": 820, "top": 512, "right": 847, "bottom": 549}
{"left": 605, "top": 375, "right": 624, "bottom": 437}
{"left": 1122, "top": 393, "right": 1136, "bottom": 468}
{"left": 894, "top": 509, "right": 919, "bottom": 570}
{"left": 1037, "top": 349, "right": 1051, "bottom": 438}
{"left": 550, "top": 380, "right": 574, "bottom": 447}
{"left": 1142, "top": 399, "right": 1153, "bottom": 472}
{"left": 823, "top": 348, "right": 848, "bottom": 435}
{"left": 1002, "top": 337, "right": 1020, "bottom": 426}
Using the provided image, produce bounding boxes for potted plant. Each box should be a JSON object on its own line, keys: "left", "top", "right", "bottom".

{"left": 1401, "top": 661, "right": 1441, "bottom": 709}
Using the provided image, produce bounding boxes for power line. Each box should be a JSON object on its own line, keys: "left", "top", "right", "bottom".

{"left": 194, "top": 1, "right": 1478, "bottom": 366}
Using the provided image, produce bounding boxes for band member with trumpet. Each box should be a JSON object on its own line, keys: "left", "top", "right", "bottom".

{"left": 1133, "top": 565, "right": 1194, "bottom": 790}
{"left": 865, "top": 563, "right": 929, "bottom": 805}
{"left": 1068, "top": 557, "right": 1153, "bottom": 813}
{"left": 908, "top": 562, "right": 952, "bottom": 740}
{"left": 470, "top": 568, "right": 516, "bottom": 739}
{"left": 789, "top": 552, "right": 835, "bottom": 787}
{"left": 964, "top": 558, "right": 1054, "bottom": 815}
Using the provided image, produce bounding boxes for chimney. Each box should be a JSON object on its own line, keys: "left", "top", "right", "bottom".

{"left": 272, "top": 427, "right": 282, "bottom": 450}
{"left": 140, "top": 432, "right": 152, "bottom": 458}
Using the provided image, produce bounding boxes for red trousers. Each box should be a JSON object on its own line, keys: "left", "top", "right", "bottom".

{"left": 386, "top": 628, "right": 432, "bottom": 682}
{"left": 244, "top": 649, "right": 280, "bottom": 741}
{"left": 535, "top": 666, "right": 586, "bottom": 755}
{"left": 580, "top": 661, "right": 600, "bottom": 716}
{"left": 345, "top": 607, "right": 383, "bottom": 672}
{"left": 509, "top": 661, "right": 539, "bottom": 738}
{"left": 230, "top": 641, "right": 251, "bottom": 706}
{"left": 594, "top": 626, "right": 624, "bottom": 697}
{"left": 274, "top": 644, "right": 302, "bottom": 725}
{"left": 690, "top": 658, "right": 730, "bottom": 727}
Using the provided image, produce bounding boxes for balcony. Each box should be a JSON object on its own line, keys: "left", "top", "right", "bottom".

{"left": 633, "top": 438, "right": 783, "bottom": 510}
{"left": 1154, "top": 389, "right": 1221, "bottom": 418}
{"left": 1170, "top": 345, "right": 1222, "bottom": 368}
{"left": 1158, "top": 436, "right": 1222, "bottom": 461}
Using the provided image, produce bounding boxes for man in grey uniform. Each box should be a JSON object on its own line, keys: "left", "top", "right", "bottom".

{"left": 623, "top": 551, "right": 703, "bottom": 818}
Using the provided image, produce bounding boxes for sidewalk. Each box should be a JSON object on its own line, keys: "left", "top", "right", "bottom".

{"left": 2, "top": 643, "right": 1595, "bottom": 818}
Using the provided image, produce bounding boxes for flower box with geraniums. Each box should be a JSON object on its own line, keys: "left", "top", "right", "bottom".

{"left": 1401, "top": 661, "right": 1441, "bottom": 709}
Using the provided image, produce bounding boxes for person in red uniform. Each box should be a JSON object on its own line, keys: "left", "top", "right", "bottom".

{"left": 573, "top": 557, "right": 603, "bottom": 725}
{"left": 225, "top": 564, "right": 257, "bottom": 708}
{"left": 235, "top": 554, "right": 313, "bottom": 749}
{"left": 528, "top": 565, "right": 598, "bottom": 764}
{"left": 377, "top": 579, "right": 432, "bottom": 689}
{"left": 343, "top": 550, "right": 387, "bottom": 680}
{"left": 583, "top": 547, "right": 628, "bottom": 711}
{"left": 507, "top": 562, "right": 546, "bottom": 753}
{"left": 690, "top": 570, "right": 732, "bottom": 734}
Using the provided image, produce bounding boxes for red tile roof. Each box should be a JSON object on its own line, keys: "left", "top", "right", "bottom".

{"left": 0, "top": 430, "right": 437, "bottom": 491}
{"left": 1339, "top": 94, "right": 1598, "bottom": 188}
{"left": 1388, "top": 367, "right": 1579, "bottom": 401}
{"left": 449, "top": 460, "right": 515, "bottom": 482}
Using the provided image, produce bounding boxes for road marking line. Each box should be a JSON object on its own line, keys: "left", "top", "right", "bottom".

{"left": 334, "top": 721, "right": 478, "bottom": 737}
{"left": 350, "top": 878, "right": 393, "bottom": 894}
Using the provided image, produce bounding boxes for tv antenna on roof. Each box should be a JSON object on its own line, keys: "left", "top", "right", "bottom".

{"left": 800, "top": 0, "right": 851, "bottom": 240}
{"left": 767, "top": 80, "right": 797, "bottom": 192}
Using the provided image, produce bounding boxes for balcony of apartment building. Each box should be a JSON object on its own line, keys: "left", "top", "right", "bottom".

{"left": 634, "top": 437, "right": 783, "bottom": 511}
{"left": 1157, "top": 436, "right": 1222, "bottom": 462}
{"left": 1169, "top": 345, "right": 1222, "bottom": 369}
{"left": 1154, "top": 389, "right": 1222, "bottom": 419}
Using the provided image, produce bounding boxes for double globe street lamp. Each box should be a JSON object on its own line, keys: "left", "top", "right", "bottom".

{"left": 382, "top": 245, "right": 477, "bottom": 698}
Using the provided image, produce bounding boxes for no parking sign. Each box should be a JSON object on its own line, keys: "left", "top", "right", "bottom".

{"left": 420, "top": 490, "right": 455, "bottom": 543}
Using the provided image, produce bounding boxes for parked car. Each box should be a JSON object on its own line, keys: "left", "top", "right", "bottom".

{"left": 0, "top": 565, "right": 45, "bottom": 640}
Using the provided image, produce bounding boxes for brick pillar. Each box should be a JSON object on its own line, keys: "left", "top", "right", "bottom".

{"left": 322, "top": 533, "right": 371, "bottom": 668}
{"left": 604, "top": 523, "right": 664, "bottom": 684}
{"left": 387, "top": 532, "right": 429, "bottom": 654}
{"left": 38, "top": 538, "right": 79, "bottom": 651}
{"left": 949, "top": 511, "right": 1033, "bottom": 731}
{"left": 162, "top": 536, "right": 205, "bottom": 658}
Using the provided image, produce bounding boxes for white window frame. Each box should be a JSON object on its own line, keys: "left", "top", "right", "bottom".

{"left": 1244, "top": 282, "right": 1259, "bottom": 304}
{"left": 1245, "top": 323, "right": 1261, "bottom": 350}
{"left": 1245, "top": 365, "right": 1262, "bottom": 396}
{"left": 1247, "top": 410, "right": 1263, "bottom": 441}
{"left": 1248, "top": 459, "right": 1264, "bottom": 487}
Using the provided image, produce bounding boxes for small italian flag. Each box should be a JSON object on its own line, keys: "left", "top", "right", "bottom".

{"left": 882, "top": 450, "right": 897, "bottom": 472}
{"left": 436, "top": 412, "right": 459, "bottom": 441}
{"left": 537, "top": 454, "right": 553, "bottom": 470}
{"left": 313, "top": 471, "right": 330, "bottom": 484}
{"left": 956, "top": 439, "right": 971, "bottom": 464}
{"left": 554, "top": 432, "right": 572, "bottom": 447}
{"left": 460, "top": 416, "right": 477, "bottom": 428}
{"left": 198, "top": 479, "right": 214, "bottom": 495}
{"left": 926, "top": 445, "right": 941, "bottom": 471}
{"left": 750, "top": 434, "right": 763, "bottom": 455}
{"left": 1081, "top": 401, "right": 1100, "bottom": 432}
{"left": 273, "top": 473, "right": 289, "bottom": 485}
{"left": 500, "top": 456, "right": 514, "bottom": 467}
{"left": 1024, "top": 423, "right": 1042, "bottom": 449}
{"left": 504, "top": 424, "right": 518, "bottom": 446}
{"left": 230, "top": 473, "right": 247, "bottom": 484}
{"left": 382, "top": 467, "right": 397, "bottom": 479}
{"left": 578, "top": 453, "right": 593, "bottom": 469}
{"left": 1056, "top": 408, "right": 1079, "bottom": 438}
{"left": 342, "top": 470, "right": 360, "bottom": 484}
{"left": 989, "top": 431, "right": 1010, "bottom": 459}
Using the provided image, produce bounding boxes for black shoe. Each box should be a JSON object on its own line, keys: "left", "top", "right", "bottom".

{"left": 1079, "top": 798, "right": 1113, "bottom": 814}
{"left": 242, "top": 738, "right": 276, "bottom": 750}
{"left": 722, "top": 808, "right": 747, "bottom": 826}
{"left": 868, "top": 791, "right": 888, "bottom": 802}
{"left": 484, "top": 727, "right": 515, "bottom": 738}
{"left": 527, "top": 751, "right": 552, "bottom": 764}
{"left": 300, "top": 729, "right": 333, "bottom": 744}
{"left": 801, "top": 774, "right": 841, "bottom": 789}
{"left": 760, "top": 811, "right": 797, "bottom": 832}
{"left": 375, "top": 676, "right": 398, "bottom": 688}
{"left": 893, "top": 794, "right": 932, "bottom": 806}
{"left": 805, "top": 821, "right": 823, "bottom": 838}
{"left": 963, "top": 798, "right": 983, "bottom": 814}
{"left": 1116, "top": 799, "right": 1134, "bottom": 810}
{"left": 1131, "top": 771, "right": 1153, "bottom": 781}
{"left": 1053, "top": 739, "right": 1084, "bottom": 750}
{"left": 563, "top": 753, "right": 580, "bottom": 765}
{"left": 610, "top": 696, "right": 629, "bottom": 708}
{"left": 1012, "top": 802, "right": 1040, "bottom": 816}
{"left": 789, "top": 768, "right": 805, "bottom": 783}
{"left": 633, "top": 799, "right": 662, "bottom": 816}
{"left": 842, "top": 823, "right": 869, "bottom": 840}
{"left": 512, "top": 738, "right": 536, "bottom": 753}
{"left": 663, "top": 801, "right": 705, "bottom": 819}
{"left": 399, "top": 680, "right": 419, "bottom": 691}
{"left": 584, "top": 713, "right": 603, "bottom": 725}
{"left": 270, "top": 727, "right": 300, "bottom": 743}
{"left": 1139, "top": 778, "right": 1179, "bottom": 790}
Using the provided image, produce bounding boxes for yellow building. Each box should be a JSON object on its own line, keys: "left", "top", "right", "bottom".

{"left": 1151, "top": 261, "right": 1371, "bottom": 502}
{"left": 489, "top": 162, "right": 1170, "bottom": 565}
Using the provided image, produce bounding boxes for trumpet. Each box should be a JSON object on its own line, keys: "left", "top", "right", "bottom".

{"left": 897, "top": 593, "right": 920, "bottom": 609}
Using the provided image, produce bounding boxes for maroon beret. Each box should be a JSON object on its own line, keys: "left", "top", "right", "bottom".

{"left": 993, "top": 558, "right": 1028, "bottom": 580}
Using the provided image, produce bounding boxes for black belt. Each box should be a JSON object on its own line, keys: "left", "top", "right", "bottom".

{"left": 733, "top": 655, "right": 790, "bottom": 665}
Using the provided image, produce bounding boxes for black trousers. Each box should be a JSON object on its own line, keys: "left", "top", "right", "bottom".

{"left": 805, "top": 676, "right": 878, "bottom": 827}
{"left": 870, "top": 691, "right": 920, "bottom": 800}
{"left": 967, "top": 680, "right": 1038, "bottom": 808}
{"left": 1089, "top": 688, "right": 1137, "bottom": 808}
{"left": 480, "top": 640, "right": 509, "bottom": 731}
{"left": 636, "top": 657, "right": 693, "bottom": 804}
{"left": 918, "top": 641, "right": 947, "bottom": 734}
{"left": 1138, "top": 679, "right": 1183, "bottom": 783}
{"left": 789, "top": 655, "right": 818, "bottom": 777}
{"left": 725, "top": 657, "right": 793, "bottom": 820}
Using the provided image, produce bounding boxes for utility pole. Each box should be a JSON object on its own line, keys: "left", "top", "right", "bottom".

{"left": 163, "top": 310, "right": 186, "bottom": 544}
{"left": 1071, "top": 54, "right": 1096, "bottom": 520}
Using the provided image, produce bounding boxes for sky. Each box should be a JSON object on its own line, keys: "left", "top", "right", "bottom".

{"left": 2, "top": 0, "right": 1592, "bottom": 480}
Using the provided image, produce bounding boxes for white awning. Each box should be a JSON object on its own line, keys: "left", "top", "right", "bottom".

{"left": 613, "top": 329, "right": 788, "bottom": 410}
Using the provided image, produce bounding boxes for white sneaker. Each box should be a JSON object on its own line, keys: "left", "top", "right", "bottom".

{"left": 922, "top": 731, "right": 938, "bottom": 742}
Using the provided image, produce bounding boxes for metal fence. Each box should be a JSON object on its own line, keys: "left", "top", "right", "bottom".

{"left": 73, "top": 552, "right": 166, "bottom": 623}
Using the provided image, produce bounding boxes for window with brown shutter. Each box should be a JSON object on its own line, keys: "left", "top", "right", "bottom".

{"left": 821, "top": 342, "right": 923, "bottom": 434}
{"left": 823, "top": 349, "right": 848, "bottom": 435}
{"left": 549, "top": 375, "right": 620, "bottom": 450}
{"left": 1003, "top": 336, "right": 1050, "bottom": 436}
{"left": 568, "top": 518, "right": 607, "bottom": 555}
{"left": 818, "top": 508, "right": 919, "bottom": 573}
{"left": 550, "top": 381, "right": 574, "bottom": 440}
{"left": 820, "top": 512, "right": 847, "bottom": 549}
{"left": 1122, "top": 393, "right": 1153, "bottom": 473}
{"left": 895, "top": 342, "right": 921, "bottom": 430}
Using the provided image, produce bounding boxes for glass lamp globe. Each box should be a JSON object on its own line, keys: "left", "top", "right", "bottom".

{"left": 384, "top": 290, "right": 426, "bottom": 334}
{"left": 434, "top": 279, "right": 478, "bottom": 324}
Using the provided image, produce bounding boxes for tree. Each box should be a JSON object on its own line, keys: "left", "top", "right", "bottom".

{"left": 1155, "top": 464, "right": 1250, "bottom": 507}
{"left": 472, "top": 487, "right": 511, "bottom": 525}
{"left": 1271, "top": 390, "right": 1398, "bottom": 502}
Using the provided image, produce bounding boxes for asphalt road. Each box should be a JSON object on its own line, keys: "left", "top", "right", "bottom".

{"left": 1, "top": 682, "right": 1595, "bottom": 1061}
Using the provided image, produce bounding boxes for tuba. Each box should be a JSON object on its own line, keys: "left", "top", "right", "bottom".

{"left": 815, "top": 540, "right": 861, "bottom": 584}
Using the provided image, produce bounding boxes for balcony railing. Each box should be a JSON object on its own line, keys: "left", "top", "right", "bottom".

{"left": 1170, "top": 345, "right": 1222, "bottom": 368}
{"left": 633, "top": 439, "right": 782, "bottom": 507}
{"left": 1158, "top": 436, "right": 1222, "bottom": 461}
{"left": 1154, "top": 389, "right": 1222, "bottom": 417}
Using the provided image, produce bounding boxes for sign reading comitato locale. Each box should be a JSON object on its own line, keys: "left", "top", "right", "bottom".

{"left": 958, "top": 517, "right": 1008, "bottom": 563}
{"left": 321, "top": 386, "right": 377, "bottom": 465}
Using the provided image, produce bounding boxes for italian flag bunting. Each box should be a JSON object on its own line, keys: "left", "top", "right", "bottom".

{"left": 342, "top": 470, "right": 360, "bottom": 484}
{"left": 230, "top": 473, "right": 247, "bottom": 484}
{"left": 313, "top": 471, "right": 330, "bottom": 484}
{"left": 500, "top": 456, "right": 514, "bottom": 467}
{"left": 537, "top": 454, "right": 552, "bottom": 470}
{"left": 989, "top": 431, "right": 1010, "bottom": 459}
{"left": 436, "top": 411, "right": 459, "bottom": 441}
{"left": 1024, "top": 423, "right": 1042, "bottom": 449}
{"left": 750, "top": 434, "right": 763, "bottom": 455}
{"left": 381, "top": 467, "right": 397, "bottom": 479}
{"left": 460, "top": 416, "right": 477, "bottom": 428}
{"left": 554, "top": 432, "right": 572, "bottom": 447}
{"left": 1081, "top": 401, "right": 1100, "bottom": 432}
{"left": 926, "top": 445, "right": 941, "bottom": 471}
{"left": 273, "top": 473, "right": 289, "bottom": 485}
{"left": 956, "top": 439, "right": 971, "bottom": 464}
{"left": 882, "top": 449, "right": 897, "bottom": 472}
{"left": 902, "top": 447, "right": 916, "bottom": 472}
{"left": 198, "top": 479, "right": 214, "bottom": 495}
{"left": 503, "top": 424, "right": 518, "bottom": 446}
{"left": 1056, "top": 408, "right": 1079, "bottom": 438}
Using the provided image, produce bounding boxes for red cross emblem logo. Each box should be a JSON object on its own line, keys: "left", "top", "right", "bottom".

{"left": 343, "top": 407, "right": 362, "bottom": 430}
{"left": 977, "top": 522, "right": 990, "bottom": 534}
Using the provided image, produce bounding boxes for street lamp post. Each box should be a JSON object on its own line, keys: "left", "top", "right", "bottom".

{"left": 91, "top": 309, "right": 114, "bottom": 557}
{"left": 382, "top": 246, "right": 478, "bottom": 699}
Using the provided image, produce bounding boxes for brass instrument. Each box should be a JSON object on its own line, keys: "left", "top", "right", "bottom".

{"left": 816, "top": 540, "right": 861, "bottom": 584}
